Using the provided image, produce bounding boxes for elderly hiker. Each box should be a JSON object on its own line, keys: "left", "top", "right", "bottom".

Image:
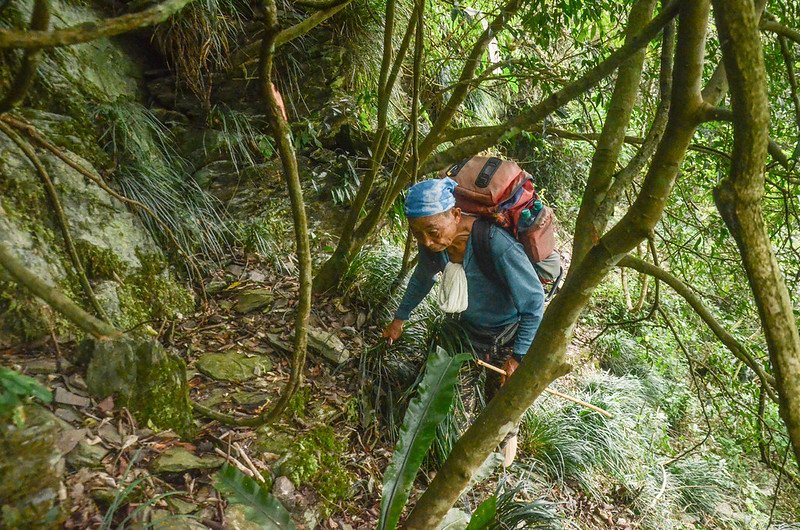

{"left": 382, "top": 176, "right": 545, "bottom": 465}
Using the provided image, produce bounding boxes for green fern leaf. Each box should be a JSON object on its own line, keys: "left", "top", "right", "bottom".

{"left": 214, "top": 464, "right": 297, "bottom": 530}
{"left": 377, "top": 347, "right": 471, "bottom": 530}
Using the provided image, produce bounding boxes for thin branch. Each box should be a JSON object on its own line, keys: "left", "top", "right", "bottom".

{"left": 0, "top": 241, "right": 119, "bottom": 339}
{"left": 761, "top": 18, "right": 800, "bottom": 46}
{"left": 0, "top": 0, "right": 50, "bottom": 113}
{"left": 230, "top": 0, "right": 353, "bottom": 66}
{"left": 0, "top": 120, "right": 109, "bottom": 322}
{"left": 698, "top": 104, "right": 791, "bottom": 169}
{"left": 619, "top": 254, "right": 779, "bottom": 401}
{"left": 0, "top": 0, "right": 197, "bottom": 49}
{"left": 778, "top": 36, "right": 800, "bottom": 152}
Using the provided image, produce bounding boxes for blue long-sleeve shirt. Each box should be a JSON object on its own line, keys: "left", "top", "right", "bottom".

{"left": 394, "top": 224, "right": 545, "bottom": 358}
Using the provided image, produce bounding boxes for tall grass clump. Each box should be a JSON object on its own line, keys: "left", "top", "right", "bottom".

{"left": 93, "top": 99, "right": 234, "bottom": 268}
{"left": 205, "top": 104, "right": 273, "bottom": 173}
{"left": 153, "top": 0, "right": 251, "bottom": 106}
{"left": 488, "top": 482, "right": 563, "bottom": 530}
{"left": 519, "top": 372, "right": 667, "bottom": 498}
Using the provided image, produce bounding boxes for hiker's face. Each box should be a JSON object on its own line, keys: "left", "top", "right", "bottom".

{"left": 409, "top": 209, "right": 460, "bottom": 252}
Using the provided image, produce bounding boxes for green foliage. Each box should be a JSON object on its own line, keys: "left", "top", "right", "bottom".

{"left": 280, "top": 426, "right": 354, "bottom": 514}
{"left": 93, "top": 98, "right": 234, "bottom": 267}
{"left": 378, "top": 346, "right": 471, "bottom": 530}
{"left": 487, "top": 484, "right": 562, "bottom": 530}
{"left": 214, "top": 463, "right": 297, "bottom": 530}
{"left": 465, "top": 496, "right": 496, "bottom": 530}
{"left": 667, "top": 457, "right": 734, "bottom": 522}
{"left": 0, "top": 367, "right": 51, "bottom": 426}
{"left": 101, "top": 450, "right": 195, "bottom": 529}
{"left": 206, "top": 104, "right": 273, "bottom": 172}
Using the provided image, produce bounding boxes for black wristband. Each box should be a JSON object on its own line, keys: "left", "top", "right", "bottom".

{"left": 512, "top": 354, "right": 524, "bottom": 363}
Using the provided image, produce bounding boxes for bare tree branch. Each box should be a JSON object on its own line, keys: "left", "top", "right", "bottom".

{"left": 0, "top": 0, "right": 196, "bottom": 49}
{"left": 619, "top": 254, "right": 778, "bottom": 401}
{"left": 0, "top": 120, "right": 109, "bottom": 322}
{"left": 0, "top": 241, "right": 119, "bottom": 340}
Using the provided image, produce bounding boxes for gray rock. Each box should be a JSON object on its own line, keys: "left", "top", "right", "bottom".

{"left": 150, "top": 446, "right": 224, "bottom": 474}
{"left": 0, "top": 405, "right": 66, "bottom": 527}
{"left": 195, "top": 352, "right": 273, "bottom": 382}
{"left": 272, "top": 476, "right": 296, "bottom": 506}
{"left": 307, "top": 327, "right": 350, "bottom": 364}
{"left": 54, "top": 387, "right": 91, "bottom": 408}
{"left": 85, "top": 338, "right": 194, "bottom": 437}
{"left": 235, "top": 288, "right": 274, "bottom": 314}
{"left": 66, "top": 439, "right": 109, "bottom": 469}
{"left": 224, "top": 504, "right": 266, "bottom": 530}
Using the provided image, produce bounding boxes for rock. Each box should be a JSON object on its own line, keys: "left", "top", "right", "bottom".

{"left": 66, "top": 439, "right": 108, "bottom": 469}
{"left": 232, "top": 390, "right": 270, "bottom": 405}
{"left": 205, "top": 280, "right": 227, "bottom": 295}
{"left": 0, "top": 405, "right": 66, "bottom": 528}
{"left": 307, "top": 327, "right": 350, "bottom": 364}
{"left": 54, "top": 387, "right": 91, "bottom": 408}
{"left": 225, "top": 504, "right": 266, "bottom": 530}
{"left": 24, "top": 358, "right": 58, "bottom": 374}
{"left": 85, "top": 338, "right": 194, "bottom": 437}
{"left": 256, "top": 426, "right": 295, "bottom": 456}
{"left": 55, "top": 407, "right": 81, "bottom": 423}
{"left": 272, "top": 476, "right": 296, "bottom": 508}
{"left": 196, "top": 352, "right": 273, "bottom": 382}
{"left": 56, "top": 428, "right": 88, "bottom": 454}
{"left": 234, "top": 288, "right": 274, "bottom": 314}
{"left": 150, "top": 446, "right": 224, "bottom": 474}
{"left": 150, "top": 509, "right": 206, "bottom": 530}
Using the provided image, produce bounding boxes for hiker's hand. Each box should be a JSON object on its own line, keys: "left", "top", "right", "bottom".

{"left": 382, "top": 319, "right": 405, "bottom": 345}
{"left": 501, "top": 357, "right": 520, "bottom": 385}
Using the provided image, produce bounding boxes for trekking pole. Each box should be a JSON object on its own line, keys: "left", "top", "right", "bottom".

{"left": 475, "top": 359, "right": 613, "bottom": 418}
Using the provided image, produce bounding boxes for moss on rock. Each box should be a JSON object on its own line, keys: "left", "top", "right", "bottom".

{"left": 279, "top": 425, "right": 354, "bottom": 515}
{"left": 85, "top": 338, "right": 194, "bottom": 437}
{"left": 0, "top": 405, "right": 66, "bottom": 529}
{"left": 116, "top": 251, "right": 194, "bottom": 330}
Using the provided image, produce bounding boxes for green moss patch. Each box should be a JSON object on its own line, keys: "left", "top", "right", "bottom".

{"left": 279, "top": 426, "right": 354, "bottom": 515}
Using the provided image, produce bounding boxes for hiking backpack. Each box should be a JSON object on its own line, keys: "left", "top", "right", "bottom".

{"left": 440, "top": 156, "right": 563, "bottom": 297}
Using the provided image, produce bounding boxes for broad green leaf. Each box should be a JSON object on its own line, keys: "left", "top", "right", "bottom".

{"left": 377, "top": 347, "right": 470, "bottom": 530}
{"left": 464, "top": 496, "right": 497, "bottom": 530}
{"left": 0, "top": 367, "right": 52, "bottom": 403}
{"left": 214, "top": 464, "right": 296, "bottom": 530}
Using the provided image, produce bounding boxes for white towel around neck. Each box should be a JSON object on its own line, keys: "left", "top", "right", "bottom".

{"left": 437, "top": 261, "right": 468, "bottom": 313}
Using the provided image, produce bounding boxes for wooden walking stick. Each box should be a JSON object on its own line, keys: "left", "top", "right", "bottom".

{"left": 475, "top": 358, "right": 614, "bottom": 418}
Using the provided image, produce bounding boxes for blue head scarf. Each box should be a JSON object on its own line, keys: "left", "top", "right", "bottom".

{"left": 404, "top": 177, "right": 458, "bottom": 218}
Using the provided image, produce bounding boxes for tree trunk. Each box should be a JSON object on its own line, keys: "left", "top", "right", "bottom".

{"left": 570, "top": 0, "right": 657, "bottom": 269}
{"left": 711, "top": 0, "right": 800, "bottom": 465}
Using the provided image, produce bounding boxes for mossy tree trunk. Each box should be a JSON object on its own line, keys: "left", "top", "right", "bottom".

{"left": 402, "top": 0, "right": 711, "bottom": 525}
{"left": 710, "top": 0, "right": 800, "bottom": 465}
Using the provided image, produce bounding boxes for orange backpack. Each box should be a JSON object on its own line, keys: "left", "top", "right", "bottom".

{"left": 441, "top": 156, "right": 562, "bottom": 290}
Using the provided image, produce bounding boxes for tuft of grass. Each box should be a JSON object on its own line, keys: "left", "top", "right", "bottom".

{"left": 92, "top": 99, "right": 235, "bottom": 269}
{"left": 153, "top": 0, "right": 251, "bottom": 106}
{"left": 205, "top": 104, "right": 273, "bottom": 172}
{"left": 666, "top": 456, "right": 733, "bottom": 523}
{"left": 489, "top": 482, "right": 563, "bottom": 530}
